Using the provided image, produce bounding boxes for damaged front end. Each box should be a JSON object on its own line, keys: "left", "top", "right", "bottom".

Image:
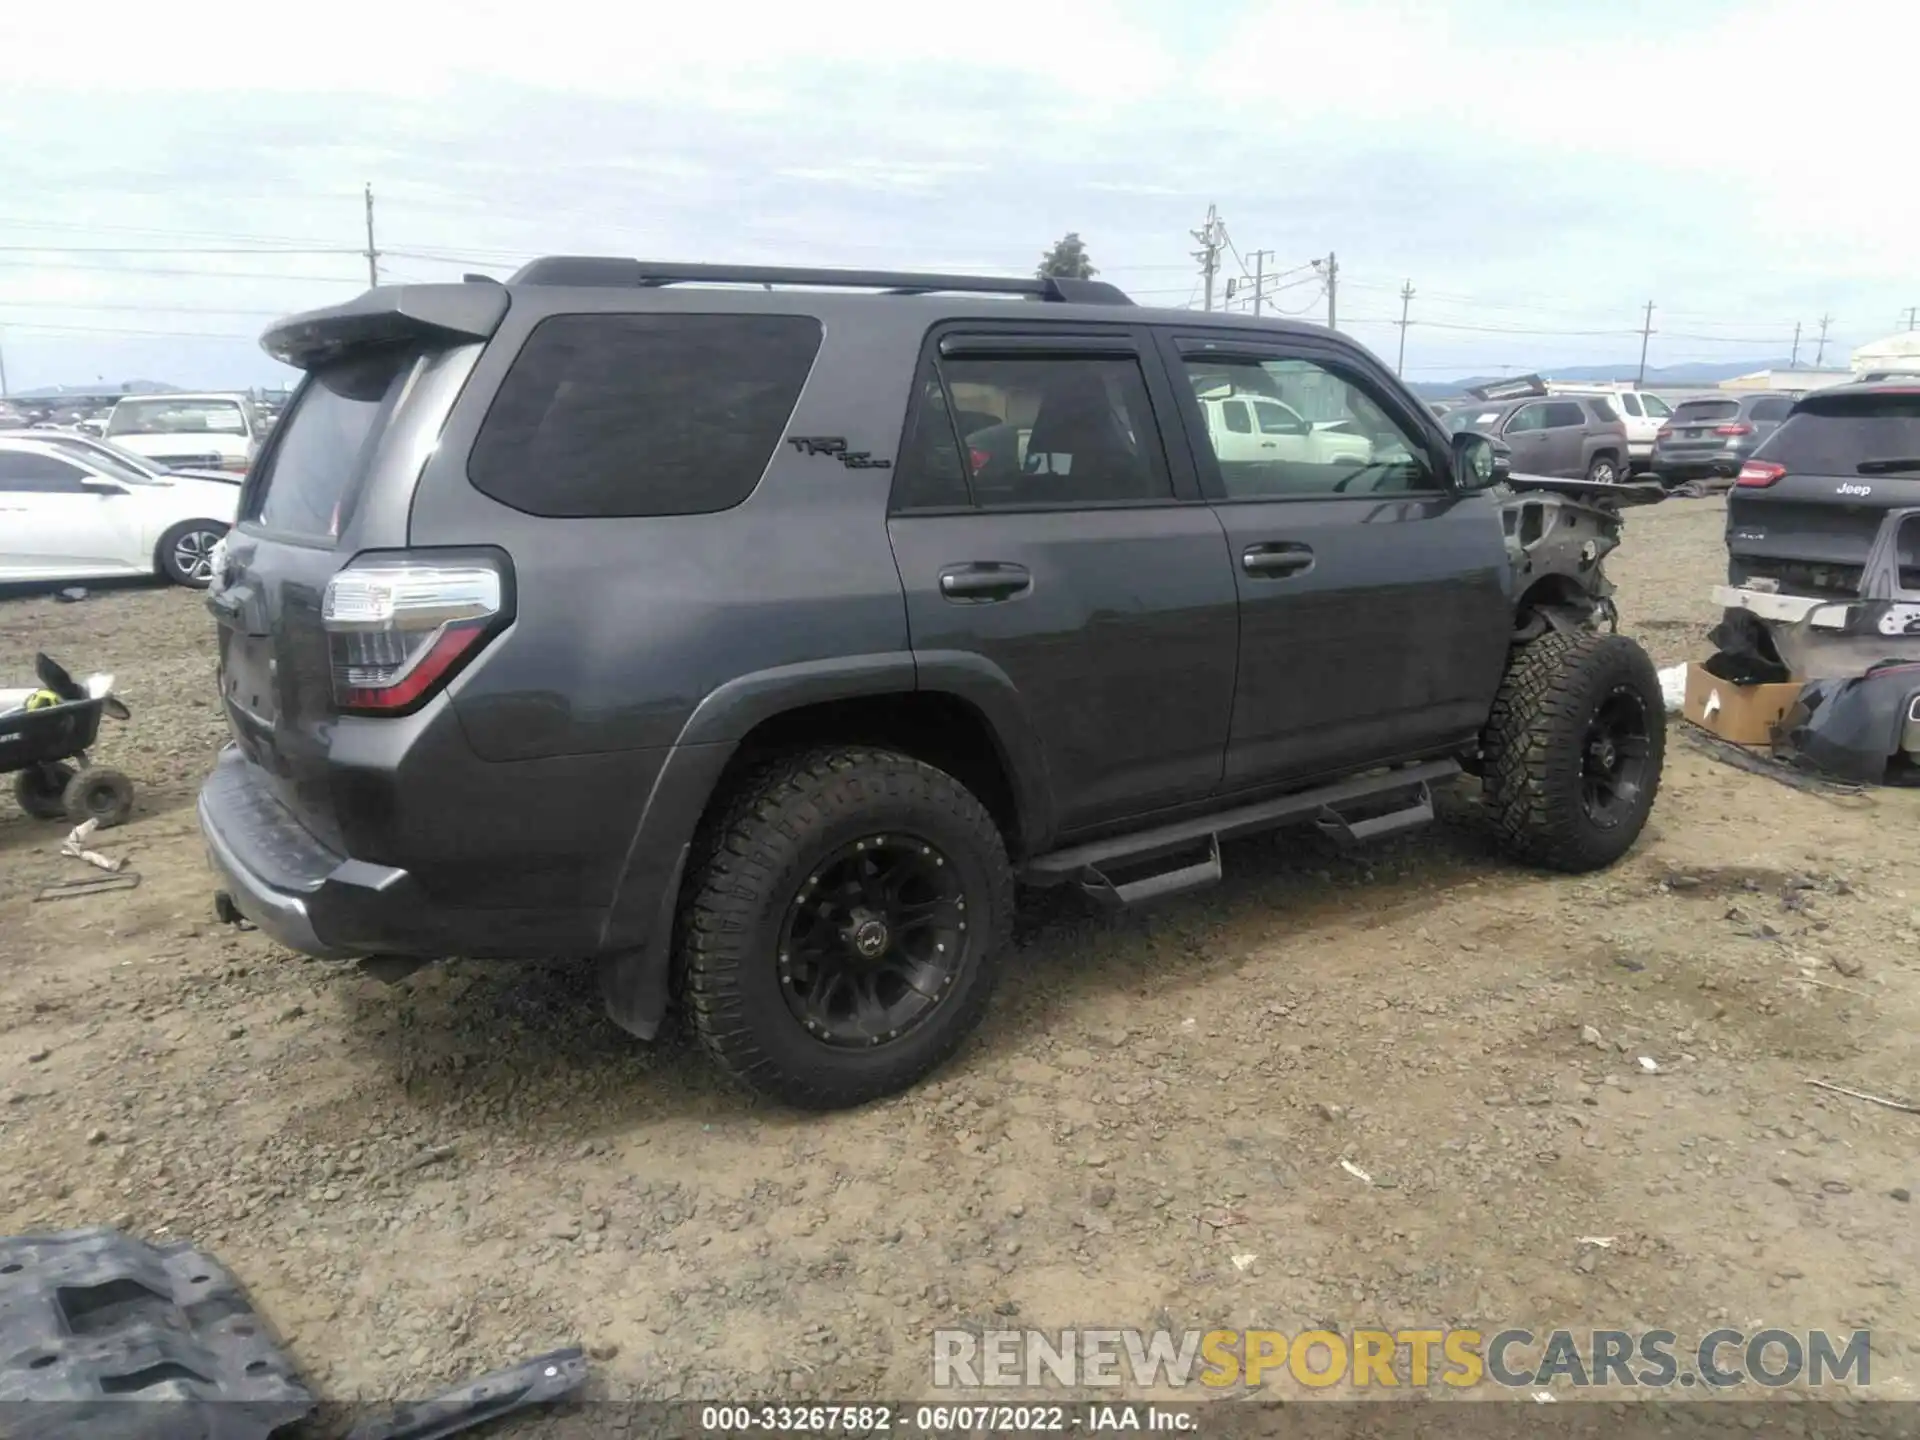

{"left": 1498, "top": 476, "right": 1667, "bottom": 641}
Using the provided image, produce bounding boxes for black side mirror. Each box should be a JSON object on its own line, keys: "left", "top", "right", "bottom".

{"left": 1451, "top": 431, "right": 1511, "bottom": 492}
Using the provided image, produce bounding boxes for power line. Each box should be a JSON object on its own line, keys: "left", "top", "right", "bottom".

{"left": 1190, "top": 204, "right": 1225, "bottom": 313}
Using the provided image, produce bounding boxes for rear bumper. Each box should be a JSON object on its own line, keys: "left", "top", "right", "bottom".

{"left": 1652, "top": 454, "right": 1738, "bottom": 480}
{"left": 197, "top": 745, "right": 419, "bottom": 960}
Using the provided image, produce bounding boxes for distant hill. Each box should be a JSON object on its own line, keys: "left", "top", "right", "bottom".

{"left": 1408, "top": 358, "right": 1793, "bottom": 401}
{"left": 10, "top": 380, "right": 182, "bottom": 398}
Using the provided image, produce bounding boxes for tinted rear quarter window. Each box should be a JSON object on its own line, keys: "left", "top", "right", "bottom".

{"left": 1747, "top": 397, "right": 1793, "bottom": 423}
{"left": 468, "top": 313, "right": 823, "bottom": 518}
{"left": 248, "top": 349, "right": 413, "bottom": 540}
{"left": 1544, "top": 401, "right": 1587, "bottom": 428}
{"left": 1586, "top": 397, "right": 1621, "bottom": 423}
{"left": 1763, "top": 394, "right": 1920, "bottom": 473}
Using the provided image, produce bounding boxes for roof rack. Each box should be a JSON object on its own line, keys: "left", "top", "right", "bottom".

{"left": 506, "top": 257, "right": 1133, "bottom": 306}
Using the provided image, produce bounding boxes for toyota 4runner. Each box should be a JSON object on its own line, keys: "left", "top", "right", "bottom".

{"left": 199, "top": 259, "right": 1668, "bottom": 1109}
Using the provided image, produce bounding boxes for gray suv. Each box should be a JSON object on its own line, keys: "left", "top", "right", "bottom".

{"left": 198, "top": 259, "right": 1668, "bottom": 1108}
{"left": 1443, "top": 396, "right": 1631, "bottom": 484}
{"left": 1651, "top": 392, "right": 1793, "bottom": 486}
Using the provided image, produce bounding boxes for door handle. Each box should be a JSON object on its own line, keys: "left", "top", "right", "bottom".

{"left": 939, "top": 563, "right": 1032, "bottom": 602}
{"left": 1241, "top": 544, "right": 1314, "bottom": 578}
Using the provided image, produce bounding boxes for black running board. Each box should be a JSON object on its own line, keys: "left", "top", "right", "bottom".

{"left": 1022, "top": 759, "right": 1459, "bottom": 907}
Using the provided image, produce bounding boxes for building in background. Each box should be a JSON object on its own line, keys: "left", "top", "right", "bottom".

{"left": 1718, "top": 368, "right": 1853, "bottom": 393}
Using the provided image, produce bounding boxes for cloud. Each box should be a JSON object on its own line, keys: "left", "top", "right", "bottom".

{"left": 0, "top": 0, "right": 1910, "bottom": 389}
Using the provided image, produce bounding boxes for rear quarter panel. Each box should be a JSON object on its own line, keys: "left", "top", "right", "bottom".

{"left": 404, "top": 289, "right": 922, "bottom": 763}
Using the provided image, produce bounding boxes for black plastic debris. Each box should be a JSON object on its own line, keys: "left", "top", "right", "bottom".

{"left": 344, "top": 1348, "right": 587, "bottom": 1440}
{"left": 0, "top": 1227, "right": 314, "bottom": 1440}
{"left": 1705, "top": 609, "right": 1792, "bottom": 685}
{"left": 1777, "top": 661, "right": 1920, "bottom": 785}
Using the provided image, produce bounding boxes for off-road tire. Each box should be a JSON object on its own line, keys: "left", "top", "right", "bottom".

{"left": 14, "top": 764, "right": 75, "bottom": 821}
{"left": 678, "top": 746, "right": 1013, "bottom": 1110}
{"left": 63, "top": 766, "right": 135, "bottom": 828}
{"left": 156, "top": 520, "right": 228, "bottom": 588}
{"left": 1482, "top": 630, "right": 1664, "bottom": 872}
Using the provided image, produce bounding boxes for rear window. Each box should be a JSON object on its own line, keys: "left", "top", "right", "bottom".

{"left": 108, "top": 397, "right": 247, "bottom": 437}
{"left": 247, "top": 349, "right": 412, "bottom": 540}
{"left": 1761, "top": 394, "right": 1920, "bottom": 474}
{"left": 468, "top": 313, "right": 824, "bottom": 518}
{"left": 1671, "top": 399, "right": 1739, "bottom": 423}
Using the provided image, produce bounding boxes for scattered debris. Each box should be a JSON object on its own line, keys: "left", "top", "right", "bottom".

{"left": 345, "top": 1347, "right": 588, "bottom": 1440}
{"left": 1893, "top": 1189, "right": 1911, "bottom": 1204}
{"left": 0, "top": 1227, "right": 313, "bottom": 1433}
{"left": 1831, "top": 953, "right": 1867, "bottom": 979}
{"left": 1658, "top": 664, "right": 1688, "bottom": 714}
{"left": 1581, "top": 1025, "right": 1605, "bottom": 1049}
{"left": 59, "top": 818, "right": 122, "bottom": 872}
{"left": 399, "top": 1144, "right": 458, "bottom": 1174}
{"left": 1681, "top": 726, "right": 1871, "bottom": 799}
{"left": 34, "top": 873, "right": 141, "bottom": 902}
{"left": 54, "top": 587, "right": 88, "bottom": 604}
{"left": 1313, "top": 1102, "right": 1346, "bottom": 1122}
{"left": 1638, "top": 1056, "right": 1661, "bottom": 1074}
{"left": 1198, "top": 1207, "right": 1248, "bottom": 1230}
{"left": 1808, "top": 1079, "right": 1920, "bottom": 1114}
{"left": 1577, "top": 1236, "right": 1615, "bottom": 1249}
{"left": 1339, "top": 1159, "right": 1373, "bottom": 1186}
{"left": 1230, "top": 1253, "right": 1258, "bottom": 1272}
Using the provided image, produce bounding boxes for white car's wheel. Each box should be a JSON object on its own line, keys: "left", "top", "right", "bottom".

{"left": 157, "top": 521, "right": 228, "bottom": 588}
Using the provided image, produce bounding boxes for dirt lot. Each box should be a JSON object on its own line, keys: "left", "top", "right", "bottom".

{"left": 3, "top": 494, "right": 1918, "bottom": 1409}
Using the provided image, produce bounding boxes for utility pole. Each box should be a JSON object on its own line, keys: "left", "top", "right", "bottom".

{"left": 1790, "top": 322, "right": 1801, "bottom": 369}
{"left": 1249, "top": 249, "right": 1270, "bottom": 316}
{"left": 1326, "top": 251, "right": 1338, "bottom": 329}
{"left": 1394, "top": 279, "right": 1415, "bottom": 375}
{"left": 1189, "top": 205, "right": 1224, "bottom": 312}
{"left": 1635, "top": 300, "right": 1655, "bottom": 386}
{"left": 1905, "top": 306, "right": 1917, "bottom": 331}
{"left": 1815, "top": 314, "right": 1832, "bottom": 367}
{"left": 0, "top": 328, "right": 8, "bottom": 397}
{"left": 363, "top": 182, "right": 380, "bottom": 287}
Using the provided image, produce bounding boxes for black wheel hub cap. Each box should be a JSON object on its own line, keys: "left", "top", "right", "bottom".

{"left": 778, "top": 834, "right": 968, "bottom": 1049}
{"left": 1583, "top": 684, "right": 1652, "bottom": 827}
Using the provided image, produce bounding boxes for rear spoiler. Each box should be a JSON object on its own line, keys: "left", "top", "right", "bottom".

{"left": 261, "top": 282, "right": 510, "bottom": 371}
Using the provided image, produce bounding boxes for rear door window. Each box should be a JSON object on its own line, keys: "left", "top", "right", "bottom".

{"left": 246, "top": 349, "right": 414, "bottom": 541}
{"left": 468, "top": 313, "right": 823, "bottom": 518}
{"left": 1763, "top": 394, "right": 1920, "bottom": 473}
{"left": 1543, "top": 401, "right": 1588, "bottom": 428}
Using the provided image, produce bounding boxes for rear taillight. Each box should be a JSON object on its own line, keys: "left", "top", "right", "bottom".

{"left": 321, "top": 557, "right": 508, "bottom": 714}
{"left": 1655, "top": 425, "right": 1672, "bottom": 440}
{"left": 1736, "top": 460, "right": 1786, "bottom": 487}
{"left": 968, "top": 447, "right": 990, "bottom": 475}
{"left": 1714, "top": 423, "right": 1753, "bottom": 437}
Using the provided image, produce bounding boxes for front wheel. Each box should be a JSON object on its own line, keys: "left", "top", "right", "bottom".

{"left": 677, "top": 746, "right": 1013, "bottom": 1109}
{"left": 1481, "top": 631, "right": 1665, "bottom": 873}
{"left": 157, "top": 520, "right": 228, "bottom": 588}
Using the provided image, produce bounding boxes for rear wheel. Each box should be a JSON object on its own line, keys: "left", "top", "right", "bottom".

{"left": 157, "top": 521, "right": 227, "bottom": 588}
{"left": 13, "top": 764, "right": 75, "bottom": 821}
{"left": 678, "top": 746, "right": 1013, "bottom": 1109}
{"left": 1482, "top": 631, "right": 1665, "bottom": 872}
{"left": 63, "top": 767, "right": 135, "bottom": 828}
{"left": 1586, "top": 454, "right": 1620, "bottom": 485}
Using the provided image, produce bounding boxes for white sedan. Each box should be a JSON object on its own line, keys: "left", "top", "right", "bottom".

{"left": 0, "top": 435, "right": 238, "bottom": 588}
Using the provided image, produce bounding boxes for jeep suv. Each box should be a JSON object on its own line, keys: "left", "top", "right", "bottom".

{"left": 198, "top": 259, "right": 1668, "bottom": 1109}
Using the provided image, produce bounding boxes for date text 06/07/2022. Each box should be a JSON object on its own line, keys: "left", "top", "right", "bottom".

{"left": 699, "top": 1404, "right": 1198, "bottom": 1433}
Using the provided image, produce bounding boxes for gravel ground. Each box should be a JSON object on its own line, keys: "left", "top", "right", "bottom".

{"left": 3, "top": 494, "right": 1919, "bottom": 1412}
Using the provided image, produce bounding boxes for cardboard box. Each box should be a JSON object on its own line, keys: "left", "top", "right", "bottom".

{"left": 1682, "top": 663, "right": 1802, "bottom": 747}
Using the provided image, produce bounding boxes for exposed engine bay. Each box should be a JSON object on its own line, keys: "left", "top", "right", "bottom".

{"left": 1497, "top": 475, "right": 1667, "bottom": 640}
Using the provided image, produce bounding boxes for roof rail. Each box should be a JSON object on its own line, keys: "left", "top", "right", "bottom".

{"left": 506, "top": 257, "right": 1133, "bottom": 306}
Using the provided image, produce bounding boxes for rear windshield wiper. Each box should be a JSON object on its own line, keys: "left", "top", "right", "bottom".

{"left": 1856, "top": 457, "right": 1920, "bottom": 474}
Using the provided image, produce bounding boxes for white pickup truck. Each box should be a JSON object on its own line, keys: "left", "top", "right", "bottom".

{"left": 1196, "top": 394, "right": 1375, "bottom": 466}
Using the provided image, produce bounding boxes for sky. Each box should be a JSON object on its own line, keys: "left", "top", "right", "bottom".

{"left": 2, "top": 0, "right": 1916, "bottom": 393}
